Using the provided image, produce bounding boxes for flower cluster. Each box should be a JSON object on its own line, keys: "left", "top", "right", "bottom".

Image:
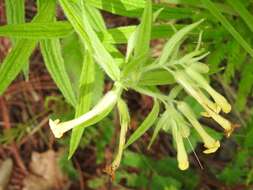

{"left": 157, "top": 50, "right": 234, "bottom": 170}
{"left": 173, "top": 63, "right": 233, "bottom": 137}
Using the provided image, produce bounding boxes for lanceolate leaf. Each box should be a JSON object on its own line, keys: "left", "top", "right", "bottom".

{"left": 39, "top": 0, "right": 77, "bottom": 107}
{"left": 139, "top": 69, "right": 175, "bottom": 86}
{"left": 83, "top": 2, "right": 125, "bottom": 74}
{"left": 82, "top": 3, "right": 106, "bottom": 32}
{"left": 148, "top": 110, "right": 169, "bottom": 149}
{"left": 5, "top": 0, "right": 29, "bottom": 79}
{"left": 134, "top": 0, "right": 152, "bottom": 57}
{"left": 0, "top": 22, "right": 73, "bottom": 39}
{"left": 0, "top": 0, "right": 57, "bottom": 94}
{"left": 86, "top": 0, "right": 193, "bottom": 19}
{"left": 0, "top": 40, "right": 36, "bottom": 94}
{"left": 125, "top": 99, "right": 159, "bottom": 148}
{"left": 0, "top": 22, "right": 220, "bottom": 44}
{"left": 158, "top": 19, "right": 204, "bottom": 65}
{"left": 5, "top": 0, "right": 24, "bottom": 26}
{"left": 40, "top": 39, "right": 77, "bottom": 107}
{"left": 236, "top": 59, "right": 253, "bottom": 111}
{"left": 69, "top": 51, "right": 95, "bottom": 158}
{"left": 226, "top": 0, "right": 253, "bottom": 33}
{"left": 201, "top": 0, "right": 253, "bottom": 58}
{"left": 165, "top": 0, "right": 237, "bottom": 15}
{"left": 122, "top": 0, "right": 152, "bottom": 76}
{"left": 59, "top": 0, "right": 120, "bottom": 81}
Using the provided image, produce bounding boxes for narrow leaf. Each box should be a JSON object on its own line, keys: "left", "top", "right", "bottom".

{"left": 86, "top": 0, "right": 194, "bottom": 19}
{"left": 0, "top": 22, "right": 73, "bottom": 39}
{"left": 125, "top": 99, "right": 159, "bottom": 148}
{"left": 122, "top": 0, "right": 152, "bottom": 76}
{"left": 5, "top": 0, "right": 25, "bottom": 26}
{"left": 148, "top": 110, "right": 169, "bottom": 149}
{"left": 39, "top": 0, "right": 77, "bottom": 107}
{"left": 158, "top": 19, "right": 204, "bottom": 65}
{"left": 139, "top": 69, "right": 175, "bottom": 86}
{"left": 226, "top": 0, "right": 253, "bottom": 33}
{"left": 134, "top": 0, "right": 152, "bottom": 57}
{"left": 235, "top": 59, "right": 253, "bottom": 111}
{"left": 201, "top": 0, "right": 253, "bottom": 57}
{"left": 40, "top": 39, "right": 77, "bottom": 106}
{"left": 5, "top": 0, "right": 28, "bottom": 79}
{"left": 59, "top": 0, "right": 120, "bottom": 81}
{"left": 69, "top": 51, "right": 95, "bottom": 158}
{"left": 0, "top": 1, "right": 57, "bottom": 94}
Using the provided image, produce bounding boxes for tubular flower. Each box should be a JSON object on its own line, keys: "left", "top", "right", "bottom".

{"left": 49, "top": 89, "right": 119, "bottom": 138}
{"left": 171, "top": 120, "right": 189, "bottom": 170}
{"left": 177, "top": 102, "right": 220, "bottom": 154}
{"left": 202, "top": 105, "right": 233, "bottom": 137}
{"left": 185, "top": 67, "right": 231, "bottom": 113}
{"left": 173, "top": 68, "right": 233, "bottom": 137}
{"left": 169, "top": 106, "right": 190, "bottom": 138}
{"left": 174, "top": 71, "right": 219, "bottom": 113}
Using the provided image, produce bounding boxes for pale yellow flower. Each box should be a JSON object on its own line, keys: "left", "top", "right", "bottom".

{"left": 174, "top": 71, "right": 219, "bottom": 113}
{"left": 177, "top": 101, "right": 220, "bottom": 154}
{"left": 203, "top": 105, "right": 233, "bottom": 137}
{"left": 185, "top": 67, "right": 231, "bottom": 113}
{"left": 171, "top": 120, "right": 189, "bottom": 170}
{"left": 49, "top": 90, "right": 119, "bottom": 138}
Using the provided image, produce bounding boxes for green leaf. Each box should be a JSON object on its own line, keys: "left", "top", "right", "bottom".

{"left": 122, "top": 0, "right": 152, "bottom": 76}
{"left": 0, "top": 0, "right": 57, "bottom": 94}
{"left": 165, "top": 0, "right": 237, "bottom": 15}
{"left": 122, "top": 151, "right": 198, "bottom": 189}
{"left": 59, "top": 0, "right": 120, "bottom": 81}
{"left": 151, "top": 175, "right": 181, "bottom": 190}
{"left": 69, "top": 51, "right": 95, "bottom": 158}
{"left": 82, "top": 2, "right": 106, "bottom": 32}
{"left": 82, "top": 2, "right": 125, "bottom": 70}
{"left": 86, "top": 0, "right": 193, "bottom": 19}
{"left": 139, "top": 69, "right": 175, "bottom": 86}
{"left": 39, "top": 0, "right": 76, "bottom": 107}
{"left": 223, "top": 40, "right": 247, "bottom": 84}
{"left": 226, "top": 0, "right": 253, "bottom": 33}
{"left": 0, "top": 22, "right": 216, "bottom": 43}
{"left": 207, "top": 44, "right": 226, "bottom": 73}
{"left": 134, "top": 0, "right": 152, "bottom": 57}
{"left": 0, "top": 22, "right": 73, "bottom": 39}
{"left": 148, "top": 110, "right": 170, "bottom": 149}
{"left": 158, "top": 19, "right": 204, "bottom": 65}
{"left": 100, "top": 25, "right": 172, "bottom": 44}
{"left": 125, "top": 99, "right": 159, "bottom": 148}
{"left": 201, "top": 0, "right": 253, "bottom": 57}
{"left": 244, "top": 117, "right": 253, "bottom": 148}
{"left": 40, "top": 39, "right": 77, "bottom": 107}
{"left": 116, "top": 171, "right": 148, "bottom": 188}
{"left": 236, "top": 59, "right": 253, "bottom": 111}
{"left": 5, "top": 0, "right": 25, "bottom": 26}
{"left": 5, "top": 0, "right": 29, "bottom": 79}
{"left": 62, "top": 33, "right": 84, "bottom": 95}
